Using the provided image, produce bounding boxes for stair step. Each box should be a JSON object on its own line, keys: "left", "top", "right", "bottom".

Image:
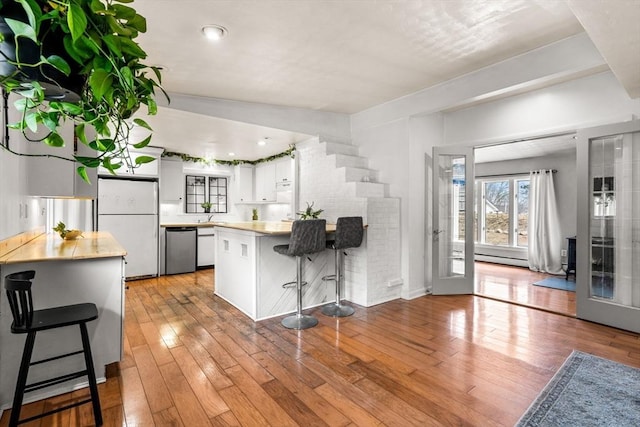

{"left": 333, "top": 153, "right": 368, "bottom": 169}
{"left": 321, "top": 141, "right": 359, "bottom": 156}
{"left": 347, "top": 181, "right": 385, "bottom": 198}
{"left": 341, "top": 167, "right": 379, "bottom": 183}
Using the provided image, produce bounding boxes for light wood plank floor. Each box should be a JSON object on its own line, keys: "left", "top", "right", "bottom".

{"left": 2, "top": 268, "right": 637, "bottom": 426}
{"left": 475, "top": 262, "right": 577, "bottom": 317}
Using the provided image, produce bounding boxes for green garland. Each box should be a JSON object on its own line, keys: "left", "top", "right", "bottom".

{"left": 161, "top": 145, "right": 296, "bottom": 166}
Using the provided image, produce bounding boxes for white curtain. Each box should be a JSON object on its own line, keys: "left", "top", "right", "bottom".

{"left": 528, "top": 170, "right": 563, "bottom": 274}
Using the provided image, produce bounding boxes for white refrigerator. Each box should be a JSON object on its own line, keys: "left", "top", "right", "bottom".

{"left": 98, "top": 178, "right": 159, "bottom": 278}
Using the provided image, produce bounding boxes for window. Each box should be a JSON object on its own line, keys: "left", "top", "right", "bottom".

{"left": 475, "top": 175, "right": 529, "bottom": 248}
{"left": 185, "top": 175, "right": 228, "bottom": 213}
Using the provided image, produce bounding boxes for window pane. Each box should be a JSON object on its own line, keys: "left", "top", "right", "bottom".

{"left": 517, "top": 179, "right": 529, "bottom": 247}
{"left": 483, "top": 180, "right": 510, "bottom": 245}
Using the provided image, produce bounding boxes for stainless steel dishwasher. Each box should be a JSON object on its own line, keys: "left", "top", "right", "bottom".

{"left": 165, "top": 227, "right": 197, "bottom": 274}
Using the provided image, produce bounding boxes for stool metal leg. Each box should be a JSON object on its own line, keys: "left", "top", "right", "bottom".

{"left": 80, "top": 323, "right": 103, "bottom": 426}
{"left": 282, "top": 256, "right": 318, "bottom": 329}
{"left": 9, "top": 331, "right": 36, "bottom": 427}
{"left": 321, "top": 249, "right": 355, "bottom": 317}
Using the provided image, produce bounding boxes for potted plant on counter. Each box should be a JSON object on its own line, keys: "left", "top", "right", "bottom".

{"left": 297, "top": 202, "right": 323, "bottom": 219}
{"left": 201, "top": 201, "right": 212, "bottom": 213}
{"left": 0, "top": 0, "right": 167, "bottom": 182}
{"left": 251, "top": 208, "right": 258, "bottom": 221}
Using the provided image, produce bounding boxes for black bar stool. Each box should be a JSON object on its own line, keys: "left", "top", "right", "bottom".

{"left": 4, "top": 270, "right": 103, "bottom": 427}
{"left": 273, "top": 219, "right": 326, "bottom": 329}
{"left": 321, "top": 216, "right": 364, "bottom": 317}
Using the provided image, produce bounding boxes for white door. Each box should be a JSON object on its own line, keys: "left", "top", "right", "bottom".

{"left": 576, "top": 120, "right": 640, "bottom": 333}
{"left": 432, "top": 146, "right": 475, "bottom": 294}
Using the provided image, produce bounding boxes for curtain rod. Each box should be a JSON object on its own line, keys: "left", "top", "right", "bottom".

{"left": 476, "top": 169, "right": 556, "bottom": 179}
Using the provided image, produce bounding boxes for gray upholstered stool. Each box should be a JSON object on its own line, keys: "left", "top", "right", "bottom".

{"left": 273, "top": 219, "right": 326, "bottom": 329}
{"left": 321, "top": 216, "right": 363, "bottom": 317}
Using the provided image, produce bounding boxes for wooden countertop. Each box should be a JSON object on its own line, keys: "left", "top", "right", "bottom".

{"left": 213, "top": 221, "right": 337, "bottom": 236}
{"left": 0, "top": 232, "right": 127, "bottom": 265}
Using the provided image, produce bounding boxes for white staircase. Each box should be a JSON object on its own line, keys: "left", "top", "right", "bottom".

{"left": 318, "top": 140, "right": 386, "bottom": 198}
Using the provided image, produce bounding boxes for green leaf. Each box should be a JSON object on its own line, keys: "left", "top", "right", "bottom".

{"left": 16, "top": 0, "right": 38, "bottom": 29}
{"left": 44, "top": 55, "right": 71, "bottom": 75}
{"left": 44, "top": 132, "right": 65, "bottom": 147}
{"left": 112, "top": 4, "right": 136, "bottom": 20}
{"left": 127, "top": 14, "right": 147, "bottom": 33}
{"left": 134, "top": 155, "right": 155, "bottom": 165}
{"left": 119, "top": 38, "right": 146, "bottom": 58}
{"left": 76, "top": 166, "right": 91, "bottom": 184}
{"left": 120, "top": 66, "right": 134, "bottom": 90}
{"left": 133, "top": 118, "right": 152, "bottom": 131}
{"left": 59, "top": 102, "right": 83, "bottom": 115}
{"left": 43, "top": 112, "right": 59, "bottom": 131}
{"left": 75, "top": 124, "right": 88, "bottom": 145}
{"left": 146, "top": 97, "right": 157, "bottom": 115}
{"left": 114, "top": 0, "right": 134, "bottom": 3}
{"left": 89, "top": 0, "right": 107, "bottom": 13}
{"left": 132, "top": 135, "right": 151, "bottom": 149}
{"left": 25, "top": 112, "right": 38, "bottom": 133}
{"left": 89, "top": 69, "right": 113, "bottom": 100}
{"left": 67, "top": 3, "right": 88, "bottom": 41}
{"left": 13, "top": 98, "right": 28, "bottom": 112}
{"left": 102, "top": 34, "right": 122, "bottom": 57}
{"left": 106, "top": 15, "right": 132, "bottom": 36}
{"left": 5, "top": 18, "right": 37, "bottom": 43}
{"left": 75, "top": 156, "right": 101, "bottom": 168}
{"left": 63, "top": 35, "right": 89, "bottom": 63}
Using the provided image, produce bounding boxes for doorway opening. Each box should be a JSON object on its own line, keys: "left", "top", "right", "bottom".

{"left": 472, "top": 133, "right": 577, "bottom": 316}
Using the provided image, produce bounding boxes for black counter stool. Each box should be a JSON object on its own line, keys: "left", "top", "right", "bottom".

{"left": 274, "top": 219, "right": 326, "bottom": 330}
{"left": 321, "top": 216, "right": 364, "bottom": 317}
{"left": 4, "top": 271, "right": 103, "bottom": 427}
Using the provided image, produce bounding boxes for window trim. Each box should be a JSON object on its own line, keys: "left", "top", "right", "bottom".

{"left": 184, "top": 174, "right": 228, "bottom": 214}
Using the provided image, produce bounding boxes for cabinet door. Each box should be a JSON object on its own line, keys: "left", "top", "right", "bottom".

{"left": 235, "top": 166, "right": 254, "bottom": 202}
{"left": 255, "top": 163, "right": 276, "bottom": 201}
{"left": 160, "top": 160, "right": 184, "bottom": 201}
{"left": 275, "top": 158, "right": 293, "bottom": 183}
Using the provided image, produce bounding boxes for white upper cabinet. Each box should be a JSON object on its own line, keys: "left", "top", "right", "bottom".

{"left": 275, "top": 157, "right": 293, "bottom": 183}
{"left": 255, "top": 162, "right": 276, "bottom": 202}
{"left": 160, "top": 159, "right": 184, "bottom": 201}
{"left": 25, "top": 121, "right": 97, "bottom": 198}
{"left": 235, "top": 165, "right": 254, "bottom": 202}
{"left": 98, "top": 146, "right": 163, "bottom": 178}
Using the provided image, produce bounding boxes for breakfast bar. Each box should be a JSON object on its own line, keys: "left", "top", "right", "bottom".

{"left": 0, "top": 232, "right": 126, "bottom": 409}
{"left": 214, "top": 221, "right": 337, "bottom": 320}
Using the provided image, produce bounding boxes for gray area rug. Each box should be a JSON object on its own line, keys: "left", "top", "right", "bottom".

{"left": 517, "top": 350, "right": 640, "bottom": 426}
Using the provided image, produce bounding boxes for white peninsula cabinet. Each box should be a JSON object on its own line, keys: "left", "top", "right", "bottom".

{"left": 214, "top": 222, "right": 335, "bottom": 320}
{"left": 0, "top": 232, "right": 126, "bottom": 408}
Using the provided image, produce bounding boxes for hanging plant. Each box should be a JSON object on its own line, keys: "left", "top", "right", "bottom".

{"left": 162, "top": 144, "right": 296, "bottom": 166}
{"left": 0, "top": 0, "right": 167, "bottom": 182}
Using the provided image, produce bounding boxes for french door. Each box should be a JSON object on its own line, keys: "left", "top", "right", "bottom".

{"left": 576, "top": 120, "right": 640, "bottom": 333}
{"left": 432, "top": 146, "right": 475, "bottom": 295}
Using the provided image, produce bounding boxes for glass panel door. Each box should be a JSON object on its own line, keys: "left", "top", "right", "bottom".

{"left": 432, "top": 146, "right": 474, "bottom": 295}
{"left": 576, "top": 120, "right": 640, "bottom": 333}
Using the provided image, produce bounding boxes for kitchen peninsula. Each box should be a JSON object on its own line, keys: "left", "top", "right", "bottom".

{"left": 214, "top": 221, "right": 337, "bottom": 320}
{"left": 0, "top": 232, "right": 126, "bottom": 409}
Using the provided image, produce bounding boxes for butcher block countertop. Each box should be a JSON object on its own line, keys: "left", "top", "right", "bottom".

{"left": 0, "top": 231, "right": 126, "bottom": 265}
{"left": 213, "top": 221, "right": 337, "bottom": 236}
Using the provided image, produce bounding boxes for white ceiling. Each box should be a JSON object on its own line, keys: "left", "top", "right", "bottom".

{"left": 129, "top": 0, "right": 639, "bottom": 161}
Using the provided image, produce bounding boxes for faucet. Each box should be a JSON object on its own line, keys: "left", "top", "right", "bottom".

{"left": 207, "top": 214, "right": 215, "bottom": 222}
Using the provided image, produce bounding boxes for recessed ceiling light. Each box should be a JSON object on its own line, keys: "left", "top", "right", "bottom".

{"left": 202, "top": 25, "right": 227, "bottom": 41}
{"left": 228, "top": 152, "right": 235, "bottom": 156}
{"left": 257, "top": 140, "right": 266, "bottom": 146}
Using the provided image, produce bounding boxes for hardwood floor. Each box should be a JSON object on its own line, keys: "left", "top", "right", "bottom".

{"left": 475, "top": 262, "right": 577, "bottom": 317}
{"left": 2, "top": 268, "right": 637, "bottom": 426}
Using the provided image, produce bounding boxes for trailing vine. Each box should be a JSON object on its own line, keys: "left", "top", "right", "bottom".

{"left": 161, "top": 144, "right": 296, "bottom": 166}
